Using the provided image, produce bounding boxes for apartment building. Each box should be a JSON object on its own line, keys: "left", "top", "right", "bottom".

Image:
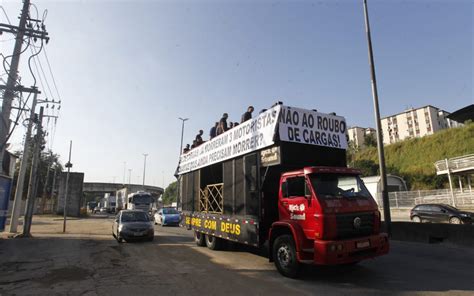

{"left": 381, "top": 105, "right": 461, "bottom": 145}
{"left": 347, "top": 126, "right": 376, "bottom": 148}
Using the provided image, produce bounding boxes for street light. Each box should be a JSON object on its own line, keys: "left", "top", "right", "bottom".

{"left": 178, "top": 117, "right": 189, "bottom": 156}
{"left": 63, "top": 140, "right": 73, "bottom": 233}
{"left": 177, "top": 117, "right": 189, "bottom": 211}
{"left": 142, "top": 153, "right": 148, "bottom": 188}
{"left": 123, "top": 161, "right": 126, "bottom": 185}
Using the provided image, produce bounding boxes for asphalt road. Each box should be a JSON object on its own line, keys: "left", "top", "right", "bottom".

{"left": 1, "top": 216, "right": 473, "bottom": 295}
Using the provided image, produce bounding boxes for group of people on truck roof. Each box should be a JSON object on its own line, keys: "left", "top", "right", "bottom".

{"left": 182, "top": 102, "right": 284, "bottom": 154}
{"left": 182, "top": 105, "right": 255, "bottom": 154}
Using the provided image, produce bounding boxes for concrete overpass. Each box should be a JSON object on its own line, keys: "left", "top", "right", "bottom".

{"left": 83, "top": 182, "right": 164, "bottom": 197}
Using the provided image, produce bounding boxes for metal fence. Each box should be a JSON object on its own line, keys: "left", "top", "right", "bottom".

{"left": 434, "top": 154, "right": 474, "bottom": 173}
{"left": 374, "top": 189, "right": 474, "bottom": 209}
{"left": 199, "top": 183, "right": 224, "bottom": 213}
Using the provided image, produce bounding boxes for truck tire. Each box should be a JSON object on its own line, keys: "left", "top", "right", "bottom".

{"left": 194, "top": 231, "right": 206, "bottom": 247}
{"left": 273, "top": 234, "right": 301, "bottom": 278}
{"left": 205, "top": 234, "right": 223, "bottom": 250}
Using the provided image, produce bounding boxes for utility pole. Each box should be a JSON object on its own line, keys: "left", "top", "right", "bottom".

{"left": 8, "top": 89, "right": 39, "bottom": 233}
{"left": 40, "top": 151, "right": 53, "bottom": 213}
{"left": 142, "top": 153, "right": 148, "bottom": 188}
{"left": 22, "top": 106, "right": 44, "bottom": 236}
{"left": 128, "top": 169, "right": 132, "bottom": 187}
{"left": 62, "top": 141, "right": 72, "bottom": 233}
{"left": 0, "top": 1, "right": 49, "bottom": 172}
{"left": 50, "top": 167, "right": 57, "bottom": 207}
{"left": 363, "top": 0, "right": 391, "bottom": 236}
{"left": 0, "top": 0, "right": 31, "bottom": 172}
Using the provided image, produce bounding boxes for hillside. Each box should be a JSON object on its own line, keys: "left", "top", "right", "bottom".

{"left": 350, "top": 122, "right": 474, "bottom": 190}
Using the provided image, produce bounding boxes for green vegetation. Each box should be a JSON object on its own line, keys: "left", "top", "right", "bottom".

{"left": 162, "top": 181, "right": 177, "bottom": 205}
{"left": 348, "top": 122, "right": 474, "bottom": 190}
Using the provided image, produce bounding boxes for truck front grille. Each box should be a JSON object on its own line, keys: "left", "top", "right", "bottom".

{"left": 335, "top": 212, "right": 374, "bottom": 239}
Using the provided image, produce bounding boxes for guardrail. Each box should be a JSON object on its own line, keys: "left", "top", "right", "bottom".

{"left": 374, "top": 189, "right": 474, "bottom": 209}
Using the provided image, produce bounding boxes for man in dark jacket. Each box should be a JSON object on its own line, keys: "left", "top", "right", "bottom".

{"left": 241, "top": 106, "right": 254, "bottom": 123}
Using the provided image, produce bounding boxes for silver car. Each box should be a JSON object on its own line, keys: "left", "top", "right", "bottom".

{"left": 112, "top": 210, "right": 154, "bottom": 243}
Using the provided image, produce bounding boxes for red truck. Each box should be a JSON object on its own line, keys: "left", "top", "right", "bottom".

{"left": 177, "top": 104, "right": 389, "bottom": 278}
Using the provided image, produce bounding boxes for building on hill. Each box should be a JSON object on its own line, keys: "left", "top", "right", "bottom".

{"left": 348, "top": 126, "right": 376, "bottom": 148}
{"left": 381, "top": 105, "right": 462, "bottom": 145}
{"left": 447, "top": 104, "right": 474, "bottom": 124}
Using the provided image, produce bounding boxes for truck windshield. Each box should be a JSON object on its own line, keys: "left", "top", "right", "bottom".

{"left": 309, "top": 174, "right": 371, "bottom": 199}
{"left": 132, "top": 195, "right": 152, "bottom": 204}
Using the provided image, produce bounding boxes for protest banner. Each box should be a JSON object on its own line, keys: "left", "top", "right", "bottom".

{"left": 177, "top": 105, "right": 281, "bottom": 174}
{"left": 278, "top": 106, "right": 347, "bottom": 149}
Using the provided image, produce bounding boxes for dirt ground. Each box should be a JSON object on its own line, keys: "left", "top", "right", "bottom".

{"left": 1, "top": 215, "right": 474, "bottom": 296}
{"left": 0, "top": 215, "right": 293, "bottom": 296}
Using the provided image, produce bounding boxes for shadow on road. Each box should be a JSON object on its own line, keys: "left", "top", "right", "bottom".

{"left": 1, "top": 227, "right": 473, "bottom": 295}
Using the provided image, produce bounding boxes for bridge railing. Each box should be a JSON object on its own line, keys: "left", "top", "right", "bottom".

{"left": 435, "top": 154, "right": 474, "bottom": 173}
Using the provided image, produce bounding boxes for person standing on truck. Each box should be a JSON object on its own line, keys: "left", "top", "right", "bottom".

{"left": 216, "top": 113, "right": 228, "bottom": 135}
{"left": 241, "top": 106, "right": 254, "bottom": 123}
{"left": 195, "top": 130, "right": 204, "bottom": 146}
{"left": 209, "top": 122, "right": 218, "bottom": 139}
{"left": 183, "top": 144, "right": 190, "bottom": 153}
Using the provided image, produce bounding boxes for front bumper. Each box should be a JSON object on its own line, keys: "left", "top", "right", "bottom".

{"left": 162, "top": 216, "right": 181, "bottom": 225}
{"left": 119, "top": 229, "right": 154, "bottom": 240}
{"left": 313, "top": 233, "right": 389, "bottom": 265}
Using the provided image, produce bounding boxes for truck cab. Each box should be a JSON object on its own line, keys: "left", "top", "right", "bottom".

{"left": 271, "top": 166, "right": 388, "bottom": 277}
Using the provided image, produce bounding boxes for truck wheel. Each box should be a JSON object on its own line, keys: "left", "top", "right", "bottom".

{"left": 205, "top": 234, "right": 223, "bottom": 250}
{"left": 194, "top": 231, "right": 206, "bottom": 247}
{"left": 273, "top": 234, "right": 301, "bottom": 278}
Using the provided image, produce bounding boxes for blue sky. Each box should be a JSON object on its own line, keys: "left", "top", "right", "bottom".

{"left": 1, "top": 0, "right": 472, "bottom": 187}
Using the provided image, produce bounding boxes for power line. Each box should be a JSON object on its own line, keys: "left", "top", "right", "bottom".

{"left": 43, "top": 47, "right": 61, "bottom": 102}
{"left": 0, "top": 6, "right": 12, "bottom": 25}
{"left": 29, "top": 42, "right": 52, "bottom": 99}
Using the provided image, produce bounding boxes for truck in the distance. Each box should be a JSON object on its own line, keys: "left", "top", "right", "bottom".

{"left": 127, "top": 191, "right": 153, "bottom": 213}
{"left": 178, "top": 104, "right": 389, "bottom": 278}
{"left": 102, "top": 193, "right": 116, "bottom": 213}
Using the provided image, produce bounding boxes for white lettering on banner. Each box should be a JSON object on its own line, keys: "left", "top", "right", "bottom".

{"left": 177, "top": 105, "right": 281, "bottom": 175}
{"left": 279, "top": 106, "right": 348, "bottom": 149}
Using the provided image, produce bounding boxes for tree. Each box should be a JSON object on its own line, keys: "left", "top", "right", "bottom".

{"left": 162, "top": 181, "right": 177, "bottom": 205}
{"left": 352, "top": 159, "right": 378, "bottom": 176}
{"left": 11, "top": 149, "right": 63, "bottom": 200}
{"left": 363, "top": 133, "right": 377, "bottom": 148}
